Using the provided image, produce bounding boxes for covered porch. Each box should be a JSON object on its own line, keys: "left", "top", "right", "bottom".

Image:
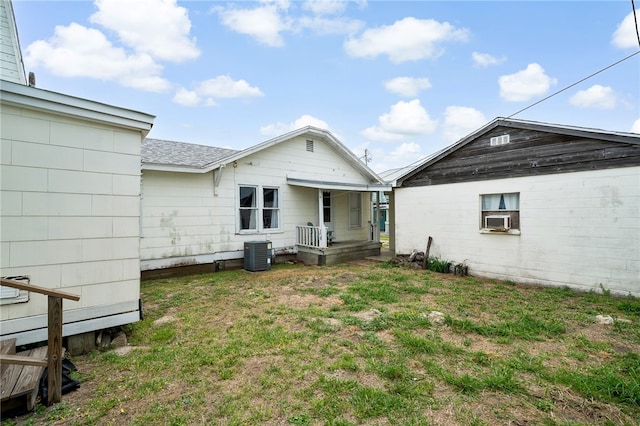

{"left": 287, "top": 177, "right": 391, "bottom": 266}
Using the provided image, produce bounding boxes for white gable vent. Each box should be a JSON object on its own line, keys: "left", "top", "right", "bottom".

{"left": 306, "top": 140, "right": 314, "bottom": 152}
{"left": 490, "top": 135, "right": 510, "bottom": 146}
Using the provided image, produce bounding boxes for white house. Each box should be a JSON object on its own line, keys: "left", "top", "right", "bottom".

{"left": 392, "top": 117, "right": 640, "bottom": 297}
{"left": 0, "top": 0, "right": 155, "bottom": 345}
{"left": 141, "top": 127, "right": 391, "bottom": 275}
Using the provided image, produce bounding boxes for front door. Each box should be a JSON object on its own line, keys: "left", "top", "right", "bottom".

{"left": 322, "top": 191, "right": 333, "bottom": 233}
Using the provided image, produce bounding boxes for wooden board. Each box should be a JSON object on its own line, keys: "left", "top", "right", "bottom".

{"left": 1, "top": 346, "right": 51, "bottom": 413}
{"left": 401, "top": 127, "right": 640, "bottom": 187}
{"left": 0, "top": 338, "right": 17, "bottom": 376}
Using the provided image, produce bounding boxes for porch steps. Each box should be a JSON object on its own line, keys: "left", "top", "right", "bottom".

{"left": 297, "top": 241, "right": 382, "bottom": 266}
{"left": 1, "top": 339, "right": 50, "bottom": 415}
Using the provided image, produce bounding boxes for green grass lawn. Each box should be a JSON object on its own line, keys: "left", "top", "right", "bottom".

{"left": 5, "top": 261, "right": 640, "bottom": 426}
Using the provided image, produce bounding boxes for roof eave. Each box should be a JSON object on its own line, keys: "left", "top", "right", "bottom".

{"left": 395, "top": 117, "right": 640, "bottom": 186}
{"left": 0, "top": 80, "right": 155, "bottom": 133}
{"left": 215, "top": 126, "right": 387, "bottom": 184}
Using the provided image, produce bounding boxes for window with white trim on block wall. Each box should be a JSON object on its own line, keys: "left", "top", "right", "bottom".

{"left": 480, "top": 192, "right": 520, "bottom": 232}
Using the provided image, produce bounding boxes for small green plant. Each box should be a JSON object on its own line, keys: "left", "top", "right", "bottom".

{"left": 426, "top": 256, "right": 450, "bottom": 273}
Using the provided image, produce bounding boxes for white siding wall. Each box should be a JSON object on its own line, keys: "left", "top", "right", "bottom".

{"left": 140, "top": 135, "right": 373, "bottom": 269}
{"left": 394, "top": 167, "right": 640, "bottom": 297}
{"left": 140, "top": 170, "right": 216, "bottom": 264}
{"left": 1, "top": 103, "right": 142, "bottom": 321}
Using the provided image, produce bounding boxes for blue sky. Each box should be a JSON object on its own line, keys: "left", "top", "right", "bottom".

{"left": 13, "top": 0, "right": 640, "bottom": 173}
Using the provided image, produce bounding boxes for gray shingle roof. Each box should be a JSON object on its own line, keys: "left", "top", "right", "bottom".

{"left": 142, "top": 138, "right": 240, "bottom": 169}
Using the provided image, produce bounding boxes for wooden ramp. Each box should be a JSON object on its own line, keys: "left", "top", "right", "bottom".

{"left": 1, "top": 339, "right": 48, "bottom": 415}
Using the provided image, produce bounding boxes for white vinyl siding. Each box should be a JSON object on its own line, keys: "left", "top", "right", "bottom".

{"left": 140, "top": 133, "right": 377, "bottom": 269}
{"left": 1, "top": 94, "right": 149, "bottom": 344}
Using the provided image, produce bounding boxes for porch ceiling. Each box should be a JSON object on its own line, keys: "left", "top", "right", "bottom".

{"left": 286, "top": 177, "right": 392, "bottom": 192}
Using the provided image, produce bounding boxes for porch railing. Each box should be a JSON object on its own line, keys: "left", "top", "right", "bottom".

{"left": 296, "top": 225, "right": 328, "bottom": 249}
{"left": 0, "top": 277, "right": 80, "bottom": 406}
{"left": 368, "top": 221, "right": 380, "bottom": 242}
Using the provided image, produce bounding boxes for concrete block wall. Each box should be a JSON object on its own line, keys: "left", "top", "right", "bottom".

{"left": 394, "top": 167, "right": 640, "bottom": 297}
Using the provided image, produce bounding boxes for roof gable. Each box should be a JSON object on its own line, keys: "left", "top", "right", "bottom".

{"left": 1, "top": 0, "right": 26, "bottom": 84}
{"left": 142, "top": 126, "right": 386, "bottom": 185}
{"left": 398, "top": 118, "right": 640, "bottom": 187}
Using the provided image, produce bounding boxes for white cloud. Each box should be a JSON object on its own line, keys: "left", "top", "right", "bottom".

{"left": 90, "top": 0, "right": 199, "bottom": 62}
{"left": 631, "top": 118, "right": 640, "bottom": 133}
{"left": 368, "top": 142, "right": 426, "bottom": 175}
{"left": 344, "top": 17, "right": 469, "bottom": 63}
{"left": 218, "top": 4, "right": 292, "bottom": 47}
{"left": 499, "top": 63, "right": 557, "bottom": 102}
{"left": 384, "top": 77, "right": 431, "bottom": 97}
{"left": 260, "top": 114, "right": 330, "bottom": 136}
{"left": 362, "top": 100, "right": 438, "bottom": 142}
{"left": 302, "top": 0, "right": 347, "bottom": 15}
{"left": 612, "top": 9, "right": 640, "bottom": 49}
{"left": 172, "top": 87, "right": 202, "bottom": 107}
{"left": 472, "top": 51, "right": 504, "bottom": 68}
{"left": 569, "top": 85, "right": 617, "bottom": 109}
{"left": 298, "top": 16, "right": 364, "bottom": 35}
{"left": 173, "top": 75, "right": 264, "bottom": 106}
{"left": 197, "top": 76, "right": 264, "bottom": 98}
{"left": 442, "top": 106, "right": 487, "bottom": 143}
{"left": 388, "top": 142, "right": 422, "bottom": 162}
{"left": 24, "top": 23, "right": 171, "bottom": 92}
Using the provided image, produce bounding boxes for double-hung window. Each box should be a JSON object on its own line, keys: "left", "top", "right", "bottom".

{"left": 480, "top": 192, "right": 520, "bottom": 232}
{"left": 262, "top": 187, "right": 279, "bottom": 229}
{"left": 239, "top": 185, "right": 280, "bottom": 232}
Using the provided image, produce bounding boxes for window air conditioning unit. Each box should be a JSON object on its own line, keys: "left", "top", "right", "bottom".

{"left": 485, "top": 215, "right": 511, "bottom": 230}
{"left": 244, "top": 241, "right": 272, "bottom": 272}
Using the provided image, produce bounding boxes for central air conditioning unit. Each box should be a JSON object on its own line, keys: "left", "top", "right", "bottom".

{"left": 244, "top": 241, "right": 272, "bottom": 272}
{"left": 485, "top": 215, "right": 511, "bottom": 230}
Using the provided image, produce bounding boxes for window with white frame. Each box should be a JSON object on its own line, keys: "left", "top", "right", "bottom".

{"left": 480, "top": 192, "right": 520, "bottom": 231}
{"left": 239, "top": 185, "right": 280, "bottom": 232}
{"left": 349, "top": 192, "right": 362, "bottom": 228}
{"left": 262, "top": 187, "right": 279, "bottom": 229}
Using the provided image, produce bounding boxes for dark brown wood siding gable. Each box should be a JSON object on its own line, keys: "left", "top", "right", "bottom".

{"left": 401, "top": 126, "right": 640, "bottom": 187}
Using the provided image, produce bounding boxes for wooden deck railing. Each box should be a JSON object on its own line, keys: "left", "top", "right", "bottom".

{"left": 295, "top": 225, "right": 330, "bottom": 249}
{"left": 0, "top": 278, "right": 80, "bottom": 406}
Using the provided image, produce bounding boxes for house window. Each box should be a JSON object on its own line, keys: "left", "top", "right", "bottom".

{"left": 239, "top": 186, "right": 257, "bottom": 230}
{"left": 481, "top": 192, "right": 520, "bottom": 231}
{"left": 263, "top": 187, "right": 279, "bottom": 229}
{"left": 323, "top": 191, "right": 331, "bottom": 223}
{"left": 349, "top": 192, "right": 362, "bottom": 228}
{"left": 239, "top": 185, "right": 280, "bottom": 232}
